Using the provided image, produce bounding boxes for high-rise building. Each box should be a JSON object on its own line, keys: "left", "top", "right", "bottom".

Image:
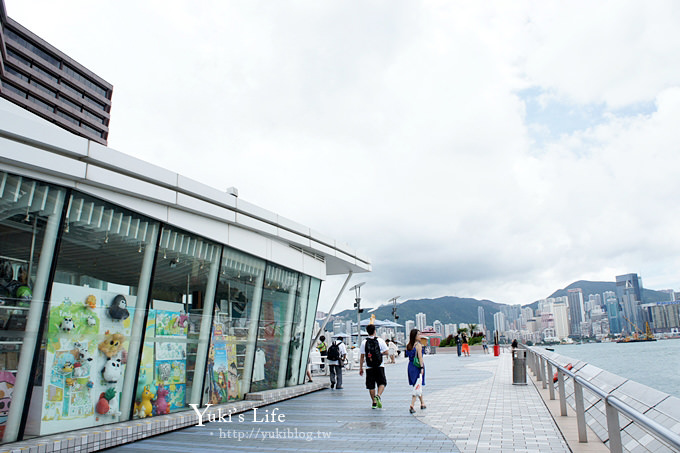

{"left": 586, "top": 294, "right": 602, "bottom": 318}
{"left": 616, "top": 273, "right": 643, "bottom": 334}
{"left": 606, "top": 294, "right": 621, "bottom": 334}
{"left": 659, "top": 289, "right": 676, "bottom": 301}
{"left": 649, "top": 302, "right": 680, "bottom": 331}
{"left": 553, "top": 301, "right": 569, "bottom": 339}
{"left": 567, "top": 288, "right": 585, "bottom": 337}
{"left": 0, "top": 3, "right": 112, "bottom": 144}
{"left": 415, "top": 312, "right": 427, "bottom": 332}
{"left": 433, "top": 320, "right": 443, "bottom": 336}
{"left": 444, "top": 323, "right": 457, "bottom": 337}
{"left": 405, "top": 320, "right": 415, "bottom": 335}
{"left": 493, "top": 311, "right": 506, "bottom": 334}
{"left": 478, "top": 306, "right": 485, "bottom": 330}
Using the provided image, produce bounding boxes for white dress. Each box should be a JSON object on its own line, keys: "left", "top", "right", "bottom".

{"left": 253, "top": 348, "right": 266, "bottom": 381}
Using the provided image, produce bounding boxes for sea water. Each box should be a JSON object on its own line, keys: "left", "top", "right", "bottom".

{"left": 550, "top": 339, "right": 680, "bottom": 398}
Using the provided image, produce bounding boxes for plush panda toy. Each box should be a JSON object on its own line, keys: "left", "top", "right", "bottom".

{"left": 60, "top": 317, "right": 74, "bottom": 332}
{"left": 102, "top": 358, "right": 122, "bottom": 383}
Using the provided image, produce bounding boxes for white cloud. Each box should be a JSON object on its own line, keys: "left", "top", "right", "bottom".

{"left": 7, "top": 1, "right": 680, "bottom": 312}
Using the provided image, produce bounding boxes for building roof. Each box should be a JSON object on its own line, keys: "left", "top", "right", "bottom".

{"left": 0, "top": 97, "right": 371, "bottom": 278}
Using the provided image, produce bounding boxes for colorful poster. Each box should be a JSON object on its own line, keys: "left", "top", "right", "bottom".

{"left": 140, "top": 307, "right": 189, "bottom": 417}
{"left": 155, "top": 310, "right": 188, "bottom": 337}
{"left": 155, "top": 360, "right": 186, "bottom": 385}
{"left": 38, "top": 283, "right": 136, "bottom": 436}
{"left": 136, "top": 311, "right": 156, "bottom": 397}
{"left": 0, "top": 371, "right": 16, "bottom": 441}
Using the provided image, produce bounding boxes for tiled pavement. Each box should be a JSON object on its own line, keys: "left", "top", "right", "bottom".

{"left": 105, "top": 349, "right": 575, "bottom": 453}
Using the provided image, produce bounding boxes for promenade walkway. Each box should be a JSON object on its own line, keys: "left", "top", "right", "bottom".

{"left": 105, "top": 350, "right": 580, "bottom": 453}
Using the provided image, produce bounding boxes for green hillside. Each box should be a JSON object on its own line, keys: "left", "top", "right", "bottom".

{"left": 333, "top": 296, "right": 504, "bottom": 328}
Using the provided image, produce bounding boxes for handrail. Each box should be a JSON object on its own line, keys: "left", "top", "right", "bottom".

{"left": 526, "top": 347, "right": 680, "bottom": 452}
{"left": 606, "top": 394, "right": 680, "bottom": 450}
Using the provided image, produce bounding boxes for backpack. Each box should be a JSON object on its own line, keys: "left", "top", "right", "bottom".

{"left": 365, "top": 337, "right": 382, "bottom": 367}
{"left": 327, "top": 342, "right": 340, "bottom": 362}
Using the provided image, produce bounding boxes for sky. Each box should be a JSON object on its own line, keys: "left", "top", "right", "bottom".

{"left": 8, "top": 1, "right": 680, "bottom": 313}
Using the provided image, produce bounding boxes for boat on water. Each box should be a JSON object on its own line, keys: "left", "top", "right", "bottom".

{"left": 616, "top": 320, "right": 657, "bottom": 343}
{"left": 615, "top": 337, "right": 657, "bottom": 343}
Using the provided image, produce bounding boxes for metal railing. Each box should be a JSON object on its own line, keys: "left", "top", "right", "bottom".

{"left": 524, "top": 347, "right": 680, "bottom": 453}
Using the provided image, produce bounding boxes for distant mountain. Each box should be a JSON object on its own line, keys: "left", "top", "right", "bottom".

{"left": 333, "top": 296, "right": 504, "bottom": 328}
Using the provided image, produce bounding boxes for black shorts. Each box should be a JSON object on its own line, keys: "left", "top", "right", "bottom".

{"left": 365, "top": 366, "right": 387, "bottom": 389}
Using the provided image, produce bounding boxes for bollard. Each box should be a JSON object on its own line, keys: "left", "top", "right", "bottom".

{"left": 512, "top": 349, "right": 527, "bottom": 385}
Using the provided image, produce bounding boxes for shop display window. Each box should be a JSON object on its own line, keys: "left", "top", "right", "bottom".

{"left": 297, "top": 278, "right": 321, "bottom": 384}
{"left": 250, "top": 265, "right": 299, "bottom": 392}
{"left": 134, "top": 226, "right": 221, "bottom": 418}
{"left": 24, "top": 192, "right": 159, "bottom": 437}
{"left": 0, "top": 172, "right": 66, "bottom": 443}
{"left": 204, "top": 248, "right": 265, "bottom": 404}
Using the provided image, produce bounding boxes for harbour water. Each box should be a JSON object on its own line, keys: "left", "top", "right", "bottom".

{"left": 550, "top": 339, "right": 680, "bottom": 398}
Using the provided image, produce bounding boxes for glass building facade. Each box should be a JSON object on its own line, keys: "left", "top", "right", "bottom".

{"left": 0, "top": 5, "right": 369, "bottom": 443}
{"left": 0, "top": 168, "right": 337, "bottom": 443}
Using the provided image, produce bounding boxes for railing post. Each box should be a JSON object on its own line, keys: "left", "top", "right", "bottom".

{"left": 541, "top": 357, "right": 548, "bottom": 389}
{"left": 538, "top": 356, "right": 544, "bottom": 383}
{"left": 574, "top": 379, "right": 588, "bottom": 443}
{"left": 547, "top": 362, "right": 555, "bottom": 400}
{"left": 558, "top": 368, "right": 568, "bottom": 416}
{"left": 605, "top": 397, "right": 623, "bottom": 453}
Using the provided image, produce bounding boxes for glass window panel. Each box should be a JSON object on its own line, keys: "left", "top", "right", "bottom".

{"left": 4, "top": 65, "right": 29, "bottom": 82}
{"left": 285, "top": 275, "right": 310, "bottom": 386}
{"left": 0, "top": 172, "right": 66, "bottom": 444}
{"left": 27, "top": 94, "right": 53, "bottom": 113}
{"left": 298, "top": 278, "right": 321, "bottom": 384}
{"left": 135, "top": 227, "right": 220, "bottom": 418}
{"left": 25, "top": 192, "right": 159, "bottom": 437}
{"left": 1, "top": 81, "right": 27, "bottom": 98}
{"left": 250, "top": 265, "right": 299, "bottom": 392}
{"left": 30, "top": 79, "right": 57, "bottom": 98}
{"left": 6, "top": 48, "right": 31, "bottom": 67}
{"left": 204, "top": 248, "right": 265, "bottom": 404}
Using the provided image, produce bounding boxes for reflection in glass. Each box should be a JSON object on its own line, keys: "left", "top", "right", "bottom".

{"left": 135, "top": 227, "right": 220, "bottom": 418}
{"left": 286, "top": 275, "right": 310, "bottom": 386}
{"left": 0, "top": 173, "right": 66, "bottom": 442}
{"left": 298, "top": 278, "right": 321, "bottom": 384}
{"left": 205, "top": 249, "right": 265, "bottom": 404}
{"left": 250, "top": 265, "right": 299, "bottom": 392}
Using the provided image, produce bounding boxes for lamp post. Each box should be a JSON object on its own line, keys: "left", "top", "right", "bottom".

{"left": 350, "top": 282, "right": 365, "bottom": 348}
{"left": 389, "top": 296, "right": 400, "bottom": 341}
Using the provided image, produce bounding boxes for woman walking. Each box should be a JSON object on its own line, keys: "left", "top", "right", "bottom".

{"left": 405, "top": 329, "right": 426, "bottom": 414}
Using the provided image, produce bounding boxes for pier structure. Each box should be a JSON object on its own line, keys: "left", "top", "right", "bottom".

{"left": 3, "top": 346, "right": 680, "bottom": 452}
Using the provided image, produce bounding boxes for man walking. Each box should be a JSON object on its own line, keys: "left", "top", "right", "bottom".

{"left": 327, "top": 336, "right": 347, "bottom": 389}
{"left": 317, "top": 335, "right": 327, "bottom": 370}
{"left": 359, "top": 324, "right": 389, "bottom": 409}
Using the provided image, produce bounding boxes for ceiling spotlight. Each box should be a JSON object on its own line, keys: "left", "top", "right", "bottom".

{"left": 169, "top": 258, "right": 179, "bottom": 268}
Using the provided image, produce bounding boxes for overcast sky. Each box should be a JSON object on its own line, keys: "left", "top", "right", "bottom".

{"left": 9, "top": 1, "right": 680, "bottom": 313}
